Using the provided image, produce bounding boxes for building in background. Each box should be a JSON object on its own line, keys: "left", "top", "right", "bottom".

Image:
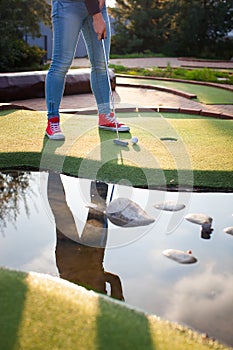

{"left": 26, "top": 23, "right": 88, "bottom": 60}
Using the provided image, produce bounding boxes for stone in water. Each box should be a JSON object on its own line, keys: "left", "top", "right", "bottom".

{"left": 185, "top": 213, "right": 213, "bottom": 229}
{"left": 223, "top": 226, "right": 233, "bottom": 236}
{"left": 154, "top": 200, "right": 185, "bottom": 212}
{"left": 106, "top": 197, "right": 155, "bottom": 227}
{"left": 163, "top": 249, "right": 197, "bottom": 264}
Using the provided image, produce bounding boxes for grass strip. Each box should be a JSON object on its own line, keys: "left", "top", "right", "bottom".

{"left": 110, "top": 64, "right": 233, "bottom": 85}
{"left": 0, "top": 268, "right": 232, "bottom": 350}
{"left": 116, "top": 76, "right": 233, "bottom": 104}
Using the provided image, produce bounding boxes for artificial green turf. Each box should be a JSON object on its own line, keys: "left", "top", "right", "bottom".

{"left": 1, "top": 109, "right": 233, "bottom": 189}
{"left": 117, "top": 76, "right": 233, "bottom": 104}
{"left": 0, "top": 268, "right": 232, "bottom": 350}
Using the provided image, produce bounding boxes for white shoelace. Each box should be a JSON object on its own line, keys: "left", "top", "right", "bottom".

{"left": 106, "top": 114, "right": 118, "bottom": 123}
{"left": 50, "top": 121, "right": 61, "bottom": 133}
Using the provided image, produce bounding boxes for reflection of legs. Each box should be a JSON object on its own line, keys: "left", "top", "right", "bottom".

{"left": 47, "top": 172, "right": 107, "bottom": 291}
{"left": 81, "top": 181, "right": 108, "bottom": 247}
{"left": 81, "top": 181, "right": 124, "bottom": 300}
{"left": 47, "top": 173, "right": 124, "bottom": 299}
{"left": 47, "top": 172, "right": 109, "bottom": 246}
{"left": 105, "top": 272, "right": 124, "bottom": 301}
{"left": 47, "top": 171, "right": 80, "bottom": 242}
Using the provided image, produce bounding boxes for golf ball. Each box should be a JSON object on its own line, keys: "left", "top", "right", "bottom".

{"left": 131, "top": 136, "right": 138, "bottom": 144}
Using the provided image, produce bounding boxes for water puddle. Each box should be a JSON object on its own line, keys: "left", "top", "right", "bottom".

{"left": 0, "top": 170, "right": 233, "bottom": 346}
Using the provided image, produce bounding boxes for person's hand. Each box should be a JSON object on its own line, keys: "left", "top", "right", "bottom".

{"left": 93, "top": 12, "right": 106, "bottom": 40}
{"left": 98, "top": 0, "right": 105, "bottom": 10}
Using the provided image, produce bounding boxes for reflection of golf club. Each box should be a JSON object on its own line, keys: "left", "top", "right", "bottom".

{"left": 101, "top": 38, "right": 128, "bottom": 147}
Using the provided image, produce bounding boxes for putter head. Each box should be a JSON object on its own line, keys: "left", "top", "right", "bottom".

{"left": 113, "top": 139, "right": 129, "bottom": 147}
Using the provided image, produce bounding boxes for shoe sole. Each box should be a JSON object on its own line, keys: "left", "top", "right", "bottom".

{"left": 46, "top": 132, "right": 65, "bottom": 140}
{"left": 98, "top": 126, "right": 130, "bottom": 132}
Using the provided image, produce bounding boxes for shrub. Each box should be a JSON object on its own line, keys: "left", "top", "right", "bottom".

{"left": 0, "top": 40, "right": 46, "bottom": 72}
{"left": 185, "top": 68, "right": 218, "bottom": 82}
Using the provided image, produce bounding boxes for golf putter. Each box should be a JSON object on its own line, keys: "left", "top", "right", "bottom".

{"left": 101, "top": 38, "right": 128, "bottom": 147}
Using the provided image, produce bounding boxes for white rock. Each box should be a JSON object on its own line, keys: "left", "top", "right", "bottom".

{"left": 185, "top": 213, "right": 213, "bottom": 226}
{"left": 106, "top": 197, "right": 155, "bottom": 227}
{"left": 154, "top": 200, "right": 185, "bottom": 212}
{"left": 163, "top": 249, "right": 197, "bottom": 264}
{"left": 223, "top": 226, "right": 233, "bottom": 236}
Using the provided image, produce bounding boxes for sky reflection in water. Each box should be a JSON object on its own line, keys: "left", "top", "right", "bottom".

{"left": 0, "top": 170, "right": 232, "bottom": 346}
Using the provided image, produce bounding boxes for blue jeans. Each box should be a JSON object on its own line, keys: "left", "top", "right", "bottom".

{"left": 46, "top": 0, "right": 111, "bottom": 119}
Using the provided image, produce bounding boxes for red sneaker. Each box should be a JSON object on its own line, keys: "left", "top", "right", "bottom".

{"left": 46, "top": 117, "right": 65, "bottom": 140}
{"left": 98, "top": 112, "right": 130, "bottom": 132}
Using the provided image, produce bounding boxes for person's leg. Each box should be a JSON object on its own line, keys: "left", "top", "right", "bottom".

{"left": 81, "top": 6, "right": 130, "bottom": 132}
{"left": 82, "top": 5, "right": 110, "bottom": 116}
{"left": 45, "top": 0, "right": 87, "bottom": 139}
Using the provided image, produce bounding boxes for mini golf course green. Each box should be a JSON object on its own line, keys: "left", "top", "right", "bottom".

{"left": 1, "top": 268, "right": 232, "bottom": 350}
{"left": 116, "top": 76, "right": 233, "bottom": 104}
{"left": 0, "top": 109, "right": 232, "bottom": 190}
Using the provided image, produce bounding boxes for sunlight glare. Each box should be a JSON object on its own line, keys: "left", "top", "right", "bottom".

{"left": 106, "top": 0, "right": 116, "bottom": 7}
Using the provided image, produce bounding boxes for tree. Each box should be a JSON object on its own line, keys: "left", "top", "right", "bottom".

{"left": 166, "top": 0, "right": 233, "bottom": 58}
{"left": 0, "top": 0, "right": 51, "bottom": 71}
{"left": 110, "top": 0, "right": 170, "bottom": 54}
{"left": 109, "top": 0, "right": 233, "bottom": 58}
{"left": 0, "top": 171, "right": 31, "bottom": 235}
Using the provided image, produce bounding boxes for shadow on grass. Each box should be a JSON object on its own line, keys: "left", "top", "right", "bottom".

{"left": 96, "top": 297, "right": 156, "bottom": 350}
{"left": 0, "top": 269, "right": 28, "bottom": 350}
{"left": 0, "top": 150, "right": 233, "bottom": 190}
{"left": 0, "top": 268, "right": 156, "bottom": 350}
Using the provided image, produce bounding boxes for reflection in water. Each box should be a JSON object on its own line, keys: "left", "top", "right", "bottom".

{"left": 47, "top": 172, "right": 124, "bottom": 301}
{"left": 1, "top": 170, "right": 233, "bottom": 346}
{"left": 201, "top": 226, "right": 214, "bottom": 239}
{"left": 185, "top": 213, "right": 214, "bottom": 240}
{"left": 0, "top": 171, "right": 32, "bottom": 235}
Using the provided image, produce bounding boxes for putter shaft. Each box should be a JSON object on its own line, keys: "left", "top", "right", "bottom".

{"left": 101, "top": 39, "right": 120, "bottom": 141}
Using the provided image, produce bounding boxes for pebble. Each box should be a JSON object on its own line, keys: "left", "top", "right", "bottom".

{"left": 154, "top": 200, "right": 185, "bottom": 212}
{"left": 223, "top": 226, "right": 233, "bottom": 236}
{"left": 106, "top": 197, "right": 155, "bottom": 227}
{"left": 163, "top": 249, "right": 198, "bottom": 264}
{"left": 185, "top": 213, "right": 213, "bottom": 226}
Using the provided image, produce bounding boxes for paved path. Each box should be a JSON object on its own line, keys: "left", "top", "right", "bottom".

{"left": 11, "top": 85, "right": 232, "bottom": 117}
{"left": 8, "top": 57, "right": 233, "bottom": 117}
{"left": 73, "top": 56, "right": 233, "bottom": 69}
